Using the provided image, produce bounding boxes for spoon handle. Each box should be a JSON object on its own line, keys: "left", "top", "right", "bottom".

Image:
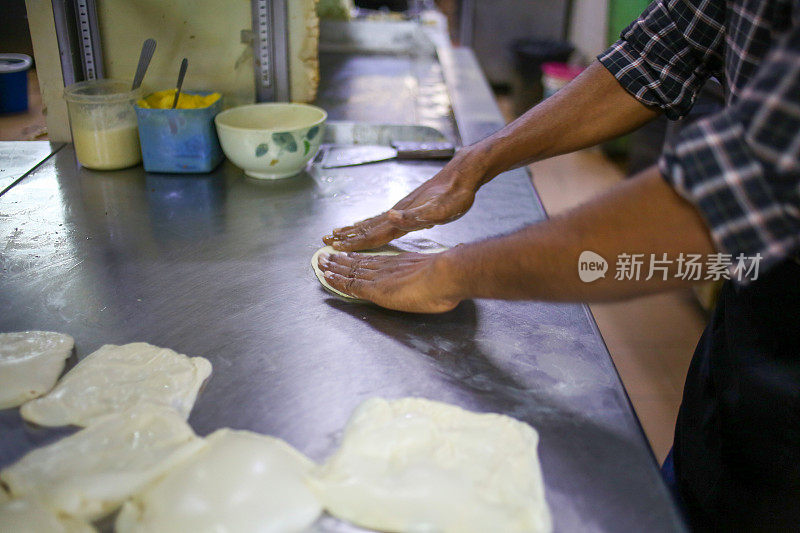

{"left": 171, "top": 58, "right": 188, "bottom": 109}
{"left": 131, "top": 39, "right": 156, "bottom": 91}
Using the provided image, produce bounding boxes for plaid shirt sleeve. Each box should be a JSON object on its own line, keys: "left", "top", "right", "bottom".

{"left": 659, "top": 27, "right": 800, "bottom": 277}
{"left": 598, "top": 0, "right": 725, "bottom": 120}
{"left": 598, "top": 0, "right": 800, "bottom": 279}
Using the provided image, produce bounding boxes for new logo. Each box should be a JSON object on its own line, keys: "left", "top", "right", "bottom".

{"left": 578, "top": 251, "right": 608, "bottom": 283}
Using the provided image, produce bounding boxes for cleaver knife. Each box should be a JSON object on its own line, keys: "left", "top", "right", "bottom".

{"left": 320, "top": 141, "right": 456, "bottom": 168}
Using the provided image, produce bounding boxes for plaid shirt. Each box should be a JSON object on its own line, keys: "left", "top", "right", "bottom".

{"left": 599, "top": 0, "right": 800, "bottom": 280}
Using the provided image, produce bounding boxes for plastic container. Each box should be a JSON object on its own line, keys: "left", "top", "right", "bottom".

{"left": 64, "top": 79, "right": 143, "bottom": 170}
{"left": 135, "top": 91, "right": 224, "bottom": 173}
{"left": 0, "top": 53, "right": 32, "bottom": 113}
{"left": 541, "top": 62, "right": 585, "bottom": 99}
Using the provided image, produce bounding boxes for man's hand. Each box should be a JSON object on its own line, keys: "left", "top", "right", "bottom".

{"left": 322, "top": 150, "right": 488, "bottom": 252}
{"left": 322, "top": 63, "right": 661, "bottom": 253}
{"left": 317, "top": 250, "right": 462, "bottom": 313}
{"left": 315, "top": 62, "right": 675, "bottom": 312}
{"left": 320, "top": 168, "right": 716, "bottom": 312}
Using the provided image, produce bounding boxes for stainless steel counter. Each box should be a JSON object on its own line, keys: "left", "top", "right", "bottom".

{"left": 0, "top": 43, "right": 684, "bottom": 532}
{"left": 0, "top": 141, "right": 63, "bottom": 196}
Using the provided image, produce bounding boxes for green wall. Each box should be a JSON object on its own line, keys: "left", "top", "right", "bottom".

{"left": 608, "top": 0, "right": 651, "bottom": 44}
{"left": 603, "top": 0, "right": 651, "bottom": 156}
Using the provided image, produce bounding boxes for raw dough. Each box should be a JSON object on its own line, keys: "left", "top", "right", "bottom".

{"left": 116, "top": 429, "right": 322, "bottom": 533}
{"left": 0, "top": 408, "right": 205, "bottom": 521}
{"left": 21, "top": 342, "right": 212, "bottom": 427}
{"left": 311, "top": 242, "right": 448, "bottom": 300}
{"left": 0, "top": 498, "right": 96, "bottom": 533}
{"left": 312, "top": 397, "right": 552, "bottom": 533}
{"left": 0, "top": 331, "right": 74, "bottom": 409}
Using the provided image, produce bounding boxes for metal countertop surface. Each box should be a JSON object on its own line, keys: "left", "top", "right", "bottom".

{"left": 0, "top": 45, "right": 684, "bottom": 532}
{"left": 0, "top": 141, "right": 63, "bottom": 196}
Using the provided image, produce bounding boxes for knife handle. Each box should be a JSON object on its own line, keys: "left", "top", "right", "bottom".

{"left": 392, "top": 142, "right": 456, "bottom": 160}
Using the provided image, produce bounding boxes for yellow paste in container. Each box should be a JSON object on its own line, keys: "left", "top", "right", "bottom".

{"left": 72, "top": 124, "right": 141, "bottom": 170}
{"left": 137, "top": 90, "right": 221, "bottom": 110}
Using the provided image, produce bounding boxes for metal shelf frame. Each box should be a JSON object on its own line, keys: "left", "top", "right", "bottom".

{"left": 49, "top": 0, "right": 290, "bottom": 102}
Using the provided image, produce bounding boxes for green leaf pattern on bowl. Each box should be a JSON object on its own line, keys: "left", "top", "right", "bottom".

{"left": 272, "top": 132, "right": 298, "bottom": 153}
{"left": 253, "top": 126, "right": 318, "bottom": 159}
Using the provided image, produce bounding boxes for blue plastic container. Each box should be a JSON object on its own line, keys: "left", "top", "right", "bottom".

{"left": 0, "top": 53, "right": 32, "bottom": 113}
{"left": 135, "top": 91, "right": 224, "bottom": 173}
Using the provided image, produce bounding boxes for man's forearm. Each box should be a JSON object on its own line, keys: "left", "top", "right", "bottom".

{"left": 443, "top": 167, "right": 717, "bottom": 302}
{"left": 466, "top": 61, "right": 661, "bottom": 184}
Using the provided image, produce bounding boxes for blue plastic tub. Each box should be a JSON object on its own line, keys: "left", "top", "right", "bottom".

{"left": 0, "top": 53, "right": 32, "bottom": 114}
{"left": 135, "top": 91, "right": 224, "bottom": 173}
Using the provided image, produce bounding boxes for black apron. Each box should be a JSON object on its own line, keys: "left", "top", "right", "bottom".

{"left": 673, "top": 258, "right": 800, "bottom": 531}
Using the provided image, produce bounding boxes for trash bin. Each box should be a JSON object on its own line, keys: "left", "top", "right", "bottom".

{"left": 0, "top": 53, "right": 32, "bottom": 114}
{"left": 511, "top": 39, "right": 573, "bottom": 116}
{"left": 541, "top": 62, "right": 584, "bottom": 99}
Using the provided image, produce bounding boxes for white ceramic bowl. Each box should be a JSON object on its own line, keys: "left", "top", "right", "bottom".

{"left": 214, "top": 103, "right": 327, "bottom": 179}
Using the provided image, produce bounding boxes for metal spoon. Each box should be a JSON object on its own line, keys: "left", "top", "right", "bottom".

{"left": 131, "top": 38, "right": 156, "bottom": 91}
{"left": 171, "top": 58, "right": 188, "bottom": 109}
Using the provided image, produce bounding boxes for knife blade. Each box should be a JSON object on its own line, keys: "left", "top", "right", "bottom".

{"left": 320, "top": 141, "right": 456, "bottom": 168}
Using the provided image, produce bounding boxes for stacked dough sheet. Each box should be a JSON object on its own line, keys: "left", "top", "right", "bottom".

{"left": 0, "top": 332, "right": 551, "bottom": 532}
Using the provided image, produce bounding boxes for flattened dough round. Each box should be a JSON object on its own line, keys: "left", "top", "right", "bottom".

{"left": 0, "top": 331, "right": 74, "bottom": 409}
{"left": 20, "top": 342, "right": 212, "bottom": 427}
{"left": 312, "top": 241, "right": 449, "bottom": 300}
{"left": 312, "top": 246, "right": 397, "bottom": 300}
{"left": 116, "top": 429, "right": 322, "bottom": 533}
{"left": 0, "top": 498, "right": 96, "bottom": 533}
{"left": 0, "top": 408, "right": 204, "bottom": 522}
{"left": 312, "top": 397, "right": 552, "bottom": 533}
